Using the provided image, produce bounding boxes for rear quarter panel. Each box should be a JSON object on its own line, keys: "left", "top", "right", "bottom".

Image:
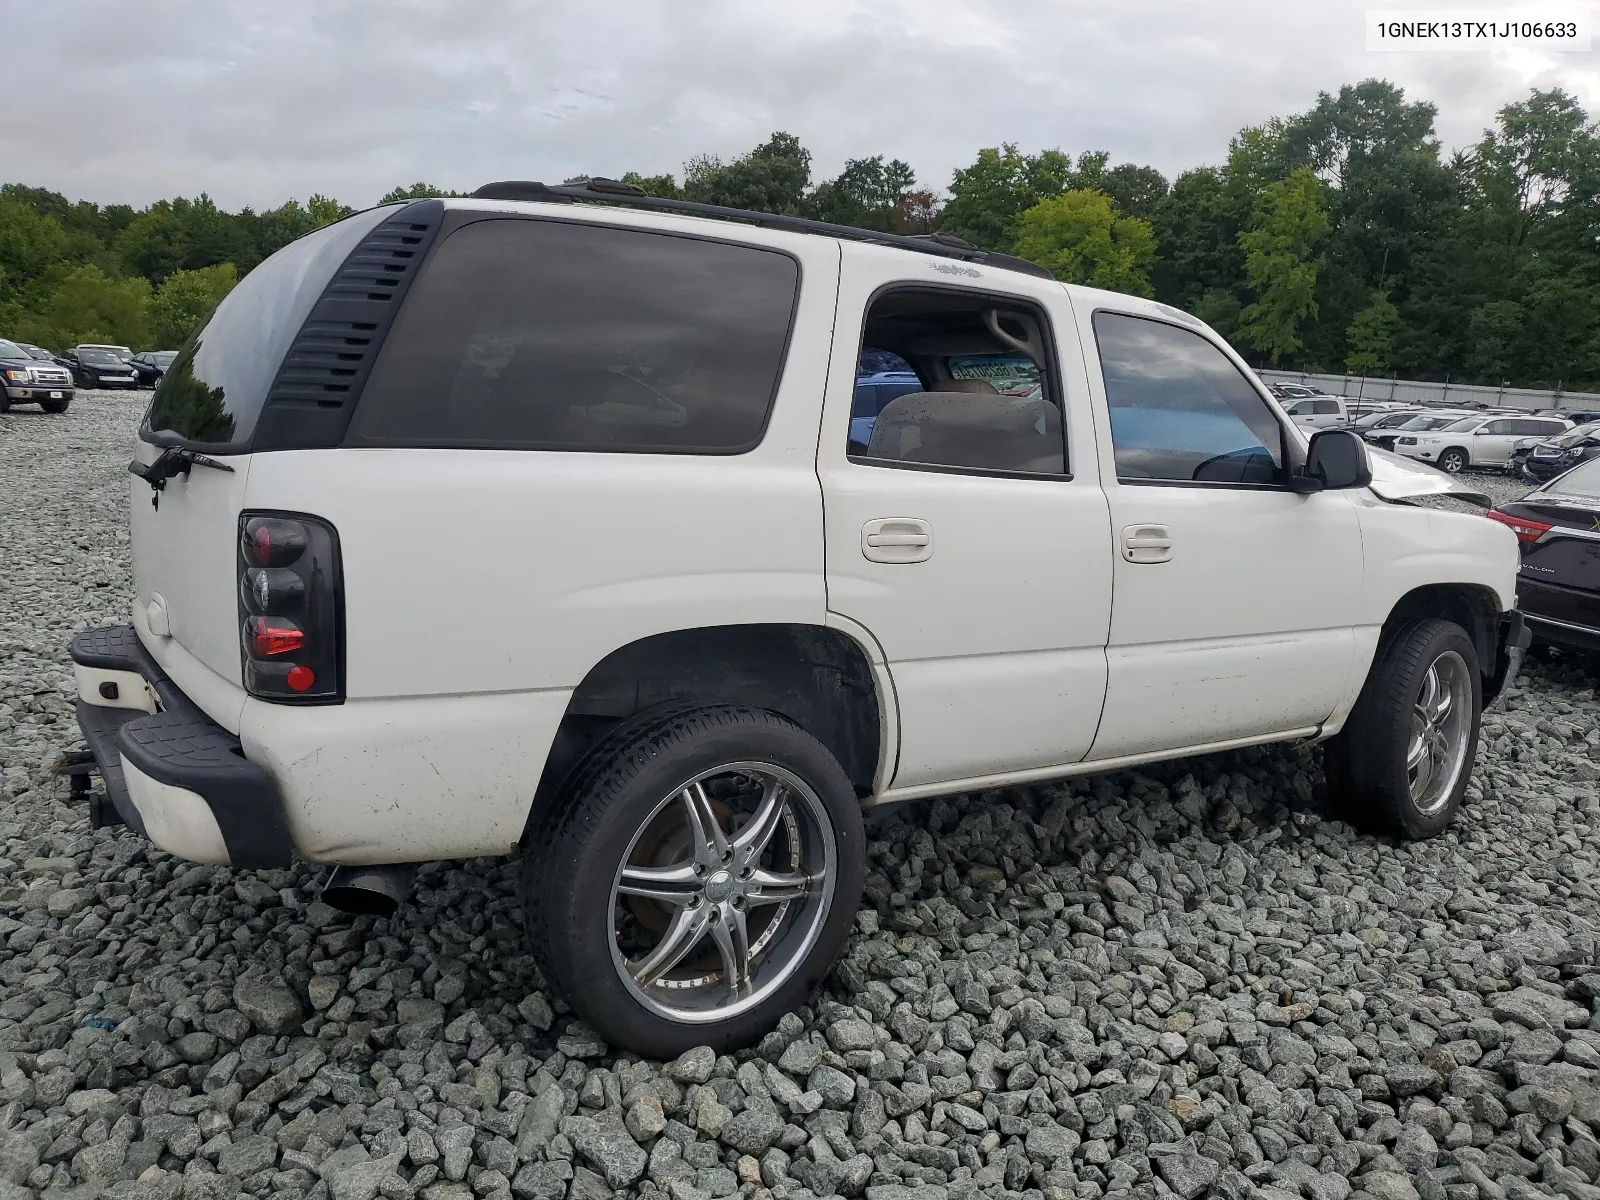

{"left": 236, "top": 231, "right": 841, "bottom": 861}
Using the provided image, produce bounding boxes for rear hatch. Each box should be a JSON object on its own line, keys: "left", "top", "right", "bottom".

{"left": 1504, "top": 488, "right": 1600, "bottom": 628}
{"left": 129, "top": 205, "right": 402, "bottom": 722}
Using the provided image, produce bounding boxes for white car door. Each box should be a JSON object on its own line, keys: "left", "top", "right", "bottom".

{"left": 1470, "top": 418, "right": 1523, "bottom": 465}
{"left": 1075, "top": 305, "right": 1364, "bottom": 760}
{"left": 818, "top": 256, "right": 1112, "bottom": 792}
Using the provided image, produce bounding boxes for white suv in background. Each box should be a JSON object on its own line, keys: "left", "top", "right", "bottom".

{"left": 1397, "top": 412, "right": 1572, "bottom": 473}
{"left": 70, "top": 181, "right": 1527, "bottom": 1055}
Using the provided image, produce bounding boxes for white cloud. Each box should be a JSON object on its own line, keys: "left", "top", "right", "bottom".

{"left": 0, "top": 0, "right": 1594, "bottom": 209}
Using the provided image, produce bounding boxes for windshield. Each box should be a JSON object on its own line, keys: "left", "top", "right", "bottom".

{"left": 79, "top": 349, "right": 122, "bottom": 365}
{"left": 1439, "top": 417, "right": 1483, "bottom": 433}
{"left": 1549, "top": 426, "right": 1594, "bottom": 446}
{"left": 0, "top": 339, "right": 25, "bottom": 360}
{"left": 22, "top": 345, "right": 51, "bottom": 360}
{"left": 153, "top": 351, "right": 178, "bottom": 366}
{"left": 1549, "top": 458, "right": 1600, "bottom": 497}
{"left": 1399, "top": 415, "right": 1444, "bottom": 430}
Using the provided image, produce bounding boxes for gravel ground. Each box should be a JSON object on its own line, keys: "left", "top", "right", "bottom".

{"left": 3, "top": 392, "right": 1600, "bottom": 1200}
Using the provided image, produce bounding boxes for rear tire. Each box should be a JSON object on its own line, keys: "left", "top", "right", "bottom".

{"left": 1438, "top": 448, "right": 1467, "bottom": 473}
{"left": 522, "top": 704, "right": 865, "bottom": 1058}
{"left": 1324, "top": 618, "right": 1481, "bottom": 839}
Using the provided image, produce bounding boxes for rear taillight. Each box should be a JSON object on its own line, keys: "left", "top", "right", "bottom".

{"left": 1485, "top": 509, "right": 1553, "bottom": 545}
{"left": 238, "top": 512, "right": 342, "bottom": 702}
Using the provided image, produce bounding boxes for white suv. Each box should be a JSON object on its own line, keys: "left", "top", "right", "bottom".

{"left": 1396, "top": 412, "right": 1572, "bottom": 473}
{"left": 71, "top": 182, "right": 1528, "bottom": 1055}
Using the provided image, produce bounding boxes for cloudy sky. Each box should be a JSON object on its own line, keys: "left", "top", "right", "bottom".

{"left": 3, "top": 0, "right": 1596, "bottom": 211}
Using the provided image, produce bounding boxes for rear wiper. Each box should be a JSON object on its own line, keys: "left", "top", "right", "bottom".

{"left": 128, "top": 447, "right": 235, "bottom": 507}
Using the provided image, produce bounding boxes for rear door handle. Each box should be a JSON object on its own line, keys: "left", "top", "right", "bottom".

{"left": 1122, "top": 523, "right": 1172, "bottom": 564}
{"left": 862, "top": 518, "right": 933, "bottom": 564}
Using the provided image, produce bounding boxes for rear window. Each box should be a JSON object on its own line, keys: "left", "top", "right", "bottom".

{"left": 144, "top": 206, "right": 394, "bottom": 449}
{"left": 1311, "top": 398, "right": 1340, "bottom": 414}
{"left": 345, "top": 218, "right": 800, "bottom": 454}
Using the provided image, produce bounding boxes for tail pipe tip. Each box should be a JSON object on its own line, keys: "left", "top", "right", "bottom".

{"left": 320, "top": 863, "right": 418, "bottom": 917}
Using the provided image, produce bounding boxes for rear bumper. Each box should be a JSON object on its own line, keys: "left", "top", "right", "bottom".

{"left": 70, "top": 625, "right": 292, "bottom": 868}
{"left": 1523, "top": 611, "right": 1600, "bottom": 652}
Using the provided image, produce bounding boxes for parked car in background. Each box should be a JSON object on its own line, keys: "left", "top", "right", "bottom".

{"left": 1269, "top": 382, "right": 1343, "bottom": 401}
{"left": 1536, "top": 410, "right": 1600, "bottom": 426}
{"left": 1366, "top": 412, "right": 1474, "bottom": 452}
{"left": 57, "top": 347, "right": 139, "bottom": 389}
{"left": 79, "top": 343, "right": 134, "bottom": 363}
{"left": 848, "top": 369, "right": 923, "bottom": 450}
{"left": 1395, "top": 413, "right": 1571, "bottom": 473}
{"left": 1488, "top": 456, "right": 1600, "bottom": 652}
{"left": 1518, "top": 426, "right": 1600, "bottom": 483}
{"left": 130, "top": 350, "right": 178, "bottom": 388}
{"left": 15, "top": 342, "right": 57, "bottom": 362}
{"left": 0, "top": 337, "right": 74, "bottom": 413}
{"left": 1351, "top": 407, "right": 1428, "bottom": 435}
{"left": 68, "top": 184, "right": 1526, "bottom": 1055}
{"left": 1283, "top": 395, "right": 1349, "bottom": 429}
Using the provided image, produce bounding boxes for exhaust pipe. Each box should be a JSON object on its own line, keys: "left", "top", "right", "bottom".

{"left": 321, "top": 864, "right": 417, "bottom": 917}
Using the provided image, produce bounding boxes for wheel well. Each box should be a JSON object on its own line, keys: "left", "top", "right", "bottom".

{"left": 527, "top": 625, "right": 882, "bottom": 834}
{"left": 1381, "top": 584, "right": 1500, "bottom": 677}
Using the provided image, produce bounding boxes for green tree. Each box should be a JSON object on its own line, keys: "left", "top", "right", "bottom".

{"left": 1237, "top": 167, "right": 1328, "bottom": 362}
{"left": 807, "top": 156, "right": 917, "bottom": 231}
{"left": 1012, "top": 189, "right": 1157, "bottom": 295}
{"left": 149, "top": 263, "right": 237, "bottom": 349}
{"left": 380, "top": 182, "right": 457, "bottom": 203}
{"left": 937, "top": 145, "right": 1080, "bottom": 249}
{"left": 0, "top": 198, "right": 68, "bottom": 295}
{"left": 31, "top": 264, "right": 152, "bottom": 349}
{"left": 682, "top": 133, "right": 812, "bottom": 215}
{"left": 1100, "top": 163, "right": 1170, "bottom": 220}
{"left": 1344, "top": 292, "right": 1401, "bottom": 373}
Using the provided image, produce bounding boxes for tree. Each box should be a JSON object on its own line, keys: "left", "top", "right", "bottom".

{"left": 1012, "top": 189, "right": 1157, "bottom": 295}
{"left": 1100, "top": 163, "right": 1170, "bottom": 220}
{"left": 380, "top": 183, "right": 457, "bottom": 203}
{"left": 1236, "top": 167, "right": 1328, "bottom": 362}
{"left": 808, "top": 156, "right": 917, "bottom": 231}
{"left": 937, "top": 144, "right": 1079, "bottom": 249}
{"left": 150, "top": 263, "right": 237, "bottom": 349}
{"left": 0, "top": 199, "right": 68, "bottom": 295}
{"left": 31, "top": 264, "right": 151, "bottom": 349}
{"left": 682, "top": 133, "right": 812, "bottom": 215}
{"left": 1344, "top": 292, "right": 1401, "bottom": 373}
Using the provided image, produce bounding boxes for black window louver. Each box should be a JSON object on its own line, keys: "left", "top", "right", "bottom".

{"left": 250, "top": 200, "right": 446, "bottom": 452}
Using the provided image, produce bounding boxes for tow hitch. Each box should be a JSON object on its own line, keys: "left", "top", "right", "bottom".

{"left": 52, "top": 749, "right": 125, "bottom": 829}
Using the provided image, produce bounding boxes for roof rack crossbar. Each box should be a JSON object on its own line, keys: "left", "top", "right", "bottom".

{"left": 470, "top": 179, "right": 1057, "bottom": 280}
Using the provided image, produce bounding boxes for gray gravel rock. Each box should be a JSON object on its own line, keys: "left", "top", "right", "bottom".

{"left": 5, "top": 412, "right": 1600, "bottom": 1200}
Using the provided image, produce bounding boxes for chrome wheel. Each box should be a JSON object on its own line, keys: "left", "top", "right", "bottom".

{"left": 1408, "top": 650, "right": 1472, "bottom": 814}
{"left": 609, "top": 762, "right": 836, "bottom": 1024}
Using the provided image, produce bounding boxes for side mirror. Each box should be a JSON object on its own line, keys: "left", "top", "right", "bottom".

{"left": 1301, "top": 428, "right": 1373, "bottom": 491}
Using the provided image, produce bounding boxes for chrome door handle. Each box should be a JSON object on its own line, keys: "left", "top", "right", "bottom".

{"left": 862, "top": 518, "right": 933, "bottom": 564}
{"left": 1122, "top": 523, "right": 1173, "bottom": 564}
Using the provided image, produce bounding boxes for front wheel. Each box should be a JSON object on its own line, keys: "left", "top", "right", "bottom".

{"left": 1325, "top": 618, "right": 1481, "bottom": 839}
{"left": 41, "top": 399, "right": 69, "bottom": 414}
{"left": 1438, "top": 448, "right": 1467, "bottom": 474}
{"left": 522, "top": 705, "right": 865, "bottom": 1057}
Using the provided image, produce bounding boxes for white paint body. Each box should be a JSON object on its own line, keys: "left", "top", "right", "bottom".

{"left": 92, "top": 201, "right": 1520, "bottom": 865}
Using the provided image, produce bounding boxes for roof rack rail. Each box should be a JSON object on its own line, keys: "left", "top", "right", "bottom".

{"left": 470, "top": 179, "right": 1057, "bottom": 280}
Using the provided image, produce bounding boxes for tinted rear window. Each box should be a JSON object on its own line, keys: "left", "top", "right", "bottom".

{"left": 345, "top": 218, "right": 800, "bottom": 453}
{"left": 144, "top": 206, "right": 394, "bottom": 449}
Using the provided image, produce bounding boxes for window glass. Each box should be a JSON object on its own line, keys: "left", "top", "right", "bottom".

{"left": 147, "top": 205, "right": 393, "bottom": 448}
{"left": 1480, "top": 419, "right": 1513, "bottom": 435}
{"left": 1439, "top": 417, "right": 1484, "bottom": 433}
{"left": 0, "top": 340, "right": 24, "bottom": 359}
{"left": 348, "top": 218, "right": 799, "bottom": 453}
{"left": 851, "top": 291, "right": 1064, "bottom": 475}
{"left": 1532, "top": 419, "right": 1567, "bottom": 435}
{"left": 1551, "top": 458, "right": 1600, "bottom": 496}
{"left": 1287, "top": 400, "right": 1314, "bottom": 415}
{"left": 1093, "top": 312, "right": 1284, "bottom": 484}
{"left": 1311, "top": 398, "right": 1340, "bottom": 415}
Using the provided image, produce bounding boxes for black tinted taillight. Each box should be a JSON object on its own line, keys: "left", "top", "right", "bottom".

{"left": 238, "top": 512, "right": 342, "bottom": 702}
